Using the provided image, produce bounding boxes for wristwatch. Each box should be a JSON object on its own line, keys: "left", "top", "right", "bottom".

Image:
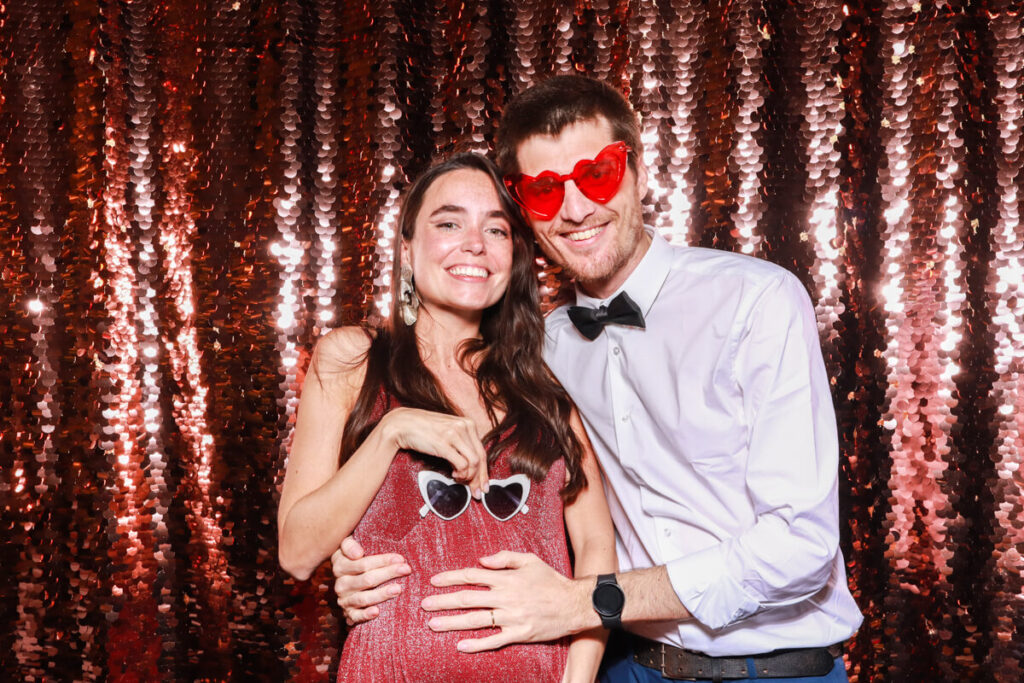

{"left": 591, "top": 573, "right": 625, "bottom": 630}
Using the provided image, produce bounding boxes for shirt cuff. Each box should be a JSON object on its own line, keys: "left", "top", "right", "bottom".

{"left": 666, "top": 544, "right": 762, "bottom": 631}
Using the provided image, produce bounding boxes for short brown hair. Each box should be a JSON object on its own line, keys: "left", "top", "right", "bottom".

{"left": 494, "top": 75, "right": 641, "bottom": 175}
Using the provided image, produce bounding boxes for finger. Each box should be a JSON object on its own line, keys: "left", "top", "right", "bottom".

{"left": 477, "top": 550, "right": 532, "bottom": 570}
{"left": 456, "top": 632, "right": 514, "bottom": 653}
{"left": 426, "top": 608, "right": 496, "bottom": 632}
{"left": 471, "top": 455, "right": 490, "bottom": 499}
{"left": 469, "top": 453, "right": 489, "bottom": 497}
{"left": 452, "top": 450, "right": 483, "bottom": 498}
{"left": 461, "top": 419, "right": 488, "bottom": 468}
{"left": 337, "top": 562, "right": 411, "bottom": 595}
{"left": 421, "top": 588, "right": 496, "bottom": 613}
{"left": 340, "top": 536, "right": 365, "bottom": 561}
{"left": 448, "top": 436, "right": 487, "bottom": 496}
{"left": 331, "top": 548, "right": 345, "bottom": 572}
{"left": 440, "top": 444, "right": 471, "bottom": 483}
{"left": 450, "top": 417, "right": 484, "bottom": 457}
{"left": 339, "top": 581, "right": 404, "bottom": 610}
{"left": 429, "top": 566, "right": 499, "bottom": 589}
{"left": 333, "top": 552, "right": 407, "bottom": 578}
{"left": 343, "top": 604, "right": 380, "bottom": 626}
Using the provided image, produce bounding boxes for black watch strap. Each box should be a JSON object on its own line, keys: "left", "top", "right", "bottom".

{"left": 592, "top": 573, "right": 625, "bottom": 630}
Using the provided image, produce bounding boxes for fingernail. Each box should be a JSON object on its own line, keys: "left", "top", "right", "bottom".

{"left": 387, "top": 584, "right": 401, "bottom": 596}
{"left": 427, "top": 618, "right": 440, "bottom": 630}
{"left": 421, "top": 598, "right": 433, "bottom": 609}
{"left": 398, "top": 563, "right": 412, "bottom": 575}
{"left": 456, "top": 641, "right": 469, "bottom": 652}
{"left": 482, "top": 480, "right": 490, "bottom": 493}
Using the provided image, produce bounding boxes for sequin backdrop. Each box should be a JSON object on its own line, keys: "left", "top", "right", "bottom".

{"left": 1, "top": 0, "right": 1021, "bottom": 680}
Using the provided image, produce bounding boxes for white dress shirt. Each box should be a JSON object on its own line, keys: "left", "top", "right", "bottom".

{"left": 544, "top": 229, "right": 862, "bottom": 656}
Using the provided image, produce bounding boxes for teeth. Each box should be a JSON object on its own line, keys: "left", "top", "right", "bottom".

{"left": 447, "top": 266, "right": 488, "bottom": 278}
{"left": 567, "top": 226, "right": 602, "bottom": 242}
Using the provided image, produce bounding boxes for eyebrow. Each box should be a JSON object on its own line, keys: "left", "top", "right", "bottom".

{"left": 428, "top": 205, "right": 509, "bottom": 221}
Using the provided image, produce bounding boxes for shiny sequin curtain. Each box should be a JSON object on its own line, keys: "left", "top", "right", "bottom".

{"left": 1, "top": 1, "right": 1021, "bottom": 680}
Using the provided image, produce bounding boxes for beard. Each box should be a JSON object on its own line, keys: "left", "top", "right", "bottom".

{"left": 552, "top": 200, "right": 647, "bottom": 294}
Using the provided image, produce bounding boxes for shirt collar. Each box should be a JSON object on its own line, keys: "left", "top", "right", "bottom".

{"left": 573, "top": 227, "right": 673, "bottom": 318}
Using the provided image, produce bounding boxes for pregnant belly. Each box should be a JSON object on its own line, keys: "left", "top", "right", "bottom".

{"left": 336, "top": 578, "right": 566, "bottom": 683}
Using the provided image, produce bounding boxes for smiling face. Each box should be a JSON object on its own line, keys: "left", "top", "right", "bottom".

{"left": 402, "top": 168, "right": 514, "bottom": 323}
{"left": 515, "top": 116, "right": 650, "bottom": 299}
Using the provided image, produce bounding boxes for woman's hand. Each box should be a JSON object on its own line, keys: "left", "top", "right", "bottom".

{"left": 380, "top": 407, "right": 490, "bottom": 496}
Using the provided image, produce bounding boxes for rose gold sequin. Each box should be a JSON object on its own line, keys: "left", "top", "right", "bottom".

{"left": 1, "top": 1, "right": 1022, "bottom": 680}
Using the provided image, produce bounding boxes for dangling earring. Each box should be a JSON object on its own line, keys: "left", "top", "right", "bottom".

{"left": 399, "top": 263, "right": 419, "bottom": 326}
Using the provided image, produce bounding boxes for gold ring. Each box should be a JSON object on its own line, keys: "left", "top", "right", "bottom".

{"left": 490, "top": 610, "right": 496, "bottom": 628}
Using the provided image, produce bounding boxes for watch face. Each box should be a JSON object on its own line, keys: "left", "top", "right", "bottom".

{"left": 594, "top": 582, "right": 625, "bottom": 616}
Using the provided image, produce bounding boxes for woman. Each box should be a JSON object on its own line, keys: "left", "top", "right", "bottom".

{"left": 277, "top": 153, "right": 615, "bottom": 682}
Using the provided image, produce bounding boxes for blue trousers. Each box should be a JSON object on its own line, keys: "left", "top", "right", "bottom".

{"left": 598, "top": 633, "right": 848, "bottom": 683}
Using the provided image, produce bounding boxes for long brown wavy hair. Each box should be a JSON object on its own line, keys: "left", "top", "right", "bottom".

{"left": 338, "top": 153, "right": 586, "bottom": 501}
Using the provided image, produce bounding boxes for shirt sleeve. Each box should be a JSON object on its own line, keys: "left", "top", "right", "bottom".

{"left": 664, "top": 272, "right": 841, "bottom": 630}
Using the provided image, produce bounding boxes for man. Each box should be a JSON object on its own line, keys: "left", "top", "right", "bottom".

{"left": 331, "top": 76, "right": 862, "bottom": 682}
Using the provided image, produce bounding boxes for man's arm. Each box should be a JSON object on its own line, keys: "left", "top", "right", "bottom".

{"left": 663, "top": 272, "right": 843, "bottom": 630}
{"left": 617, "top": 565, "right": 692, "bottom": 623}
{"left": 422, "top": 555, "right": 692, "bottom": 652}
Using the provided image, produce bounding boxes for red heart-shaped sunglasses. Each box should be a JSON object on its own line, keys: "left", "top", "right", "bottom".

{"left": 503, "top": 141, "right": 631, "bottom": 220}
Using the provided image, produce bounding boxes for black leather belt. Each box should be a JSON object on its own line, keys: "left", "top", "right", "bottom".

{"left": 632, "top": 635, "right": 842, "bottom": 681}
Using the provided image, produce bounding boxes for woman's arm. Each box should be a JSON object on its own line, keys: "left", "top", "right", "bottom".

{"left": 278, "top": 328, "right": 492, "bottom": 581}
{"left": 561, "top": 410, "right": 617, "bottom": 683}
{"left": 277, "top": 328, "right": 390, "bottom": 580}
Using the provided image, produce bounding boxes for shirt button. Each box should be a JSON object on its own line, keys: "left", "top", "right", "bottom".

{"left": 663, "top": 528, "right": 671, "bottom": 537}
{"left": 621, "top": 413, "right": 629, "bottom": 422}
{"left": 612, "top": 346, "right": 621, "bottom": 355}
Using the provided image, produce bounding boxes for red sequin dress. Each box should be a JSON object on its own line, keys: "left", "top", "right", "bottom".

{"left": 336, "top": 401, "right": 572, "bottom": 683}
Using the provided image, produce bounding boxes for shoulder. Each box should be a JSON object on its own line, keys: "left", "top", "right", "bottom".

{"left": 682, "top": 251, "right": 820, "bottom": 341}
{"left": 316, "top": 325, "right": 374, "bottom": 362}
{"left": 650, "top": 246, "right": 816, "bottom": 346}
{"left": 310, "top": 326, "right": 376, "bottom": 389}
{"left": 669, "top": 246, "right": 809, "bottom": 307}
{"left": 673, "top": 245, "right": 793, "bottom": 288}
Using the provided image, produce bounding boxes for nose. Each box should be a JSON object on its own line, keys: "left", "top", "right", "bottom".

{"left": 461, "top": 225, "right": 485, "bottom": 254}
{"left": 559, "top": 180, "right": 597, "bottom": 223}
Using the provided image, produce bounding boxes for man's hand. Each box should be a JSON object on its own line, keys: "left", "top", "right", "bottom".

{"left": 331, "top": 537, "right": 411, "bottom": 626}
{"left": 421, "top": 551, "right": 595, "bottom": 652}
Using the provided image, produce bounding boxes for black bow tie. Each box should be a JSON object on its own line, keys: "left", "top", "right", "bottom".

{"left": 567, "top": 291, "right": 646, "bottom": 341}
